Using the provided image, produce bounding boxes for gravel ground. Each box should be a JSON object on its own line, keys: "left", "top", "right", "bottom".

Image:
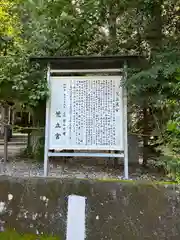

{"left": 0, "top": 143, "right": 171, "bottom": 182}
{"left": 0, "top": 159, "right": 171, "bottom": 182}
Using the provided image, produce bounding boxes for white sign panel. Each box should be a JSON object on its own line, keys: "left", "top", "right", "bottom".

{"left": 49, "top": 76, "right": 123, "bottom": 150}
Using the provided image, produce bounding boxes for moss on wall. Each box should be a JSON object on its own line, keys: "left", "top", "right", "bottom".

{"left": 0, "top": 230, "right": 59, "bottom": 240}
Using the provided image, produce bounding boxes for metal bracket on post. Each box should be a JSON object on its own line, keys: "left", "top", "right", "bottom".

{"left": 123, "top": 62, "right": 129, "bottom": 179}
{"left": 44, "top": 65, "right": 50, "bottom": 177}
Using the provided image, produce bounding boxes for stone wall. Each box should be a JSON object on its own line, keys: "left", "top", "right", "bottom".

{"left": 0, "top": 176, "right": 179, "bottom": 239}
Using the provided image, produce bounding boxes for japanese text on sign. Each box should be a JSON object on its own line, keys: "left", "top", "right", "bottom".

{"left": 49, "top": 76, "right": 123, "bottom": 150}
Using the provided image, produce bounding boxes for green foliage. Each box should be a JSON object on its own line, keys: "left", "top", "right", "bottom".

{"left": 0, "top": 1, "right": 48, "bottom": 107}
{"left": 156, "top": 154, "right": 180, "bottom": 183}
{"left": 155, "top": 101, "right": 180, "bottom": 182}
{"left": 1, "top": 0, "right": 178, "bottom": 107}
{"left": 0, "top": 1, "right": 20, "bottom": 39}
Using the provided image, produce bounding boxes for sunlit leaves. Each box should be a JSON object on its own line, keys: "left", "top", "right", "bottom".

{"left": 0, "top": 0, "right": 21, "bottom": 38}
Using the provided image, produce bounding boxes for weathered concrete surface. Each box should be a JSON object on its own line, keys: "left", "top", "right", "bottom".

{"left": 0, "top": 176, "right": 179, "bottom": 239}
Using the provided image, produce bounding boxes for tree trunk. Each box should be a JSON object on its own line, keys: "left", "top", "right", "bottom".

{"left": 142, "top": 0, "right": 163, "bottom": 167}
{"left": 30, "top": 101, "right": 46, "bottom": 158}
{"left": 107, "top": 1, "right": 118, "bottom": 54}
{"left": 145, "top": 0, "right": 163, "bottom": 53}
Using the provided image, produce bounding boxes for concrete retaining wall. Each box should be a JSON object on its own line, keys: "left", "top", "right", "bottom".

{"left": 0, "top": 177, "right": 179, "bottom": 239}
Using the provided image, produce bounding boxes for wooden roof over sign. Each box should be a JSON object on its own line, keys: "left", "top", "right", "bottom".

{"left": 29, "top": 55, "right": 148, "bottom": 69}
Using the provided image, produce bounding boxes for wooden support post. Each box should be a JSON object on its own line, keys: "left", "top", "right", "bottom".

{"left": 27, "top": 130, "right": 31, "bottom": 153}
{"left": 4, "top": 125, "right": 8, "bottom": 163}
{"left": 3, "top": 105, "right": 9, "bottom": 165}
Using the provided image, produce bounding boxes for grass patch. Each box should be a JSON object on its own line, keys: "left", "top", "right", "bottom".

{"left": 77, "top": 177, "right": 176, "bottom": 185}
{"left": 0, "top": 230, "right": 59, "bottom": 240}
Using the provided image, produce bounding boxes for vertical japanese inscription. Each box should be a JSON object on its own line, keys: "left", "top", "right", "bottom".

{"left": 62, "top": 84, "right": 67, "bottom": 137}
{"left": 54, "top": 110, "right": 62, "bottom": 140}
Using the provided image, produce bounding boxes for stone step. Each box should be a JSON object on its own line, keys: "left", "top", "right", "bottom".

{"left": 0, "top": 135, "right": 27, "bottom": 140}
{"left": 10, "top": 137, "right": 27, "bottom": 142}
{"left": 0, "top": 141, "right": 27, "bottom": 146}
{"left": 0, "top": 134, "right": 28, "bottom": 145}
